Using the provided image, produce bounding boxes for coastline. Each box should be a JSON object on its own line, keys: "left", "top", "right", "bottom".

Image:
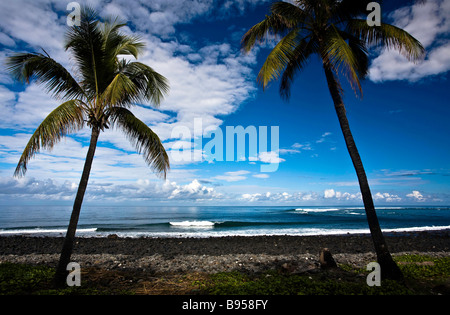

{"left": 1, "top": 230, "right": 449, "bottom": 274}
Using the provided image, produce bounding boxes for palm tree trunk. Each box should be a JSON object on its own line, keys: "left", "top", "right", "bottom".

{"left": 54, "top": 126, "right": 100, "bottom": 288}
{"left": 322, "top": 65, "right": 403, "bottom": 281}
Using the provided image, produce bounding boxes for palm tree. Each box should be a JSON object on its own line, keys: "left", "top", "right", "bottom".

{"left": 242, "top": 0, "right": 425, "bottom": 280}
{"left": 6, "top": 7, "right": 170, "bottom": 287}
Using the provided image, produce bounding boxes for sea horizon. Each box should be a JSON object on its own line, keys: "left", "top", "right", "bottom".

{"left": 1, "top": 204, "right": 449, "bottom": 238}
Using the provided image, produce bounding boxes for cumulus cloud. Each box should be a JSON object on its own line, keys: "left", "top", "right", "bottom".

{"left": 369, "top": 0, "right": 450, "bottom": 82}
{"left": 373, "top": 192, "right": 402, "bottom": 202}
{"left": 406, "top": 190, "right": 426, "bottom": 201}
{"left": 166, "top": 179, "right": 222, "bottom": 201}
{"left": 323, "top": 189, "right": 362, "bottom": 201}
{"left": 102, "top": 0, "right": 268, "bottom": 37}
{"left": 257, "top": 151, "right": 285, "bottom": 164}
{"left": 0, "top": 0, "right": 263, "bottom": 194}
{"left": 0, "top": 176, "right": 221, "bottom": 203}
{"left": 0, "top": 0, "right": 260, "bottom": 156}
{"left": 0, "top": 84, "right": 61, "bottom": 129}
{"left": 323, "top": 189, "right": 431, "bottom": 203}
{"left": 214, "top": 170, "right": 250, "bottom": 182}
{"left": 143, "top": 40, "right": 257, "bottom": 141}
{"left": 252, "top": 173, "right": 269, "bottom": 179}
{"left": 0, "top": 177, "right": 77, "bottom": 201}
{"left": 324, "top": 189, "right": 336, "bottom": 199}
{"left": 0, "top": 174, "right": 445, "bottom": 205}
{"left": 240, "top": 191, "right": 320, "bottom": 203}
{"left": 0, "top": 0, "right": 67, "bottom": 55}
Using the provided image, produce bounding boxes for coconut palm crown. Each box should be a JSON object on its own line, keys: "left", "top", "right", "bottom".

{"left": 6, "top": 7, "right": 170, "bottom": 286}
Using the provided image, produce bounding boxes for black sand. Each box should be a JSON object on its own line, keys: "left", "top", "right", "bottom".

{"left": 1, "top": 231, "right": 449, "bottom": 274}
{"left": 1, "top": 230, "right": 449, "bottom": 257}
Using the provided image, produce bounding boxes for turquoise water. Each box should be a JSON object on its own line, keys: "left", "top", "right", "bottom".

{"left": 0, "top": 205, "right": 449, "bottom": 237}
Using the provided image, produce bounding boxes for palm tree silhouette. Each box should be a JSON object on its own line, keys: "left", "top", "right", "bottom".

{"left": 6, "top": 7, "right": 170, "bottom": 287}
{"left": 242, "top": 0, "right": 425, "bottom": 280}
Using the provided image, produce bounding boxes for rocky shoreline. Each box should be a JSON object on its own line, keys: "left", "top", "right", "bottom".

{"left": 1, "top": 230, "right": 449, "bottom": 274}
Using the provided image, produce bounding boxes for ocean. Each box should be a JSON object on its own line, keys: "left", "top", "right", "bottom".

{"left": 0, "top": 205, "right": 449, "bottom": 238}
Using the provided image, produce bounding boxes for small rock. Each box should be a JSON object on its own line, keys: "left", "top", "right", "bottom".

{"left": 319, "top": 248, "right": 337, "bottom": 269}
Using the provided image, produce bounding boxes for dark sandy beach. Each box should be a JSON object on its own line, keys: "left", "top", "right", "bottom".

{"left": 1, "top": 230, "right": 449, "bottom": 274}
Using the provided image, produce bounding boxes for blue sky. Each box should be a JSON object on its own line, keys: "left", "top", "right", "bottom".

{"left": 0, "top": 0, "right": 449, "bottom": 206}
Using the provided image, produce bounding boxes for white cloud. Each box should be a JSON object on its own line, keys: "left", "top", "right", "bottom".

{"left": 373, "top": 192, "right": 402, "bottom": 202}
{"left": 316, "top": 132, "right": 332, "bottom": 143}
{"left": 281, "top": 132, "right": 334, "bottom": 157}
{"left": 0, "top": 84, "right": 60, "bottom": 129}
{"left": 0, "top": 0, "right": 66, "bottom": 54}
{"left": 167, "top": 179, "right": 222, "bottom": 201}
{"left": 0, "top": 0, "right": 260, "bottom": 184}
{"left": 279, "top": 148, "right": 301, "bottom": 154}
{"left": 0, "top": 170, "right": 445, "bottom": 204}
{"left": 369, "top": 0, "right": 450, "bottom": 82}
{"left": 0, "top": 85, "right": 15, "bottom": 103}
{"left": 240, "top": 191, "right": 320, "bottom": 202}
{"left": 214, "top": 170, "right": 250, "bottom": 182}
{"left": 140, "top": 41, "right": 257, "bottom": 141}
{"left": 257, "top": 151, "right": 285, "bottom": 164}
{"left": 0, "top": 176, "right": 80, "bottom": 202}
{"left": 0, "top": 176, "right": 221, "bottom": 203}
{"left": 99, "top": 0, "right": 268, "bottom": 37}
{"left": 406, "top": 190, "right": 426, "bottom": 201}
{"left": 0, "top": 33, "right": 15, "bottom": 47}
{"left": 252, "top": 173, "right": 269, "bottom": 179}
{"left": 324, "top": 188, "right": 362, "bottom": 201}
{"left": 291, "top": 143, "right": 312, "bottom": 150}
{"left": 324, "top": 189, "right": 430, "bottom": 203}
{"left": 241, "top": 192, "right": 278, "bottom": 202}
{"left": 324, "top": 188, "right": 336, "bottom": 198}
{"left": 93, "top": 1, "right": 261, "bottom": 144}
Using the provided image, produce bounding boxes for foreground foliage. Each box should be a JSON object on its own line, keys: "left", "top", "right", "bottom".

{"left": 1, "top": 255, "right": 449, "bottom": 295}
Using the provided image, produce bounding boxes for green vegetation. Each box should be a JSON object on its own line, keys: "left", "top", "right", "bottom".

{"left": 202, "top": 270, "right": 411, "bottom": 295}
{"left": 201, "top": 255, "right": 450, "bottom": 295}
{"left": 1, "top": 254, "right": 449, "bottom": 295}
{"left": 0, "top": 262, "right": 131, "bottom": 295}
{"left": 395, "top": 254, "right": 450, "bottom": 281}
{"left": 0, "top": 262, "right": 54, "bottom": 295}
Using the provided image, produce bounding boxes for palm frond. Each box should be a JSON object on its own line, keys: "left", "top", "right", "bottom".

{"left": 64, "top": 6, "right": 105, "bottom": 97}
{"left": 14, "top": 100, "right": 85, "bottom": 177}
{"left": 108, "top": 107, "right": 169, "bottom": 178}
{"left": 5, "top": 52, "right": 85, "bottom": 100}
{"left": 122, "top": 62, "right": 170, "bottom": 107}
{"left": 270, "top": 1, "right": 309, "bottom": 27}
{"left": 257, "top": 28, "right": 301, "bottom": 88}
{"left": 345, "top": 33, "right": 370, "bottom": 79}
{"left": 347, "top": 19, "right": 426, "bottom": 62}
{"left": 100, "top": 72, "right": 138, "bottom": 107}
{"left": 102, "top": 17, "right": 145, "bottom": 62}
{"left": 279, "top": 36, "right": 318, "bottom": 99}
{"left": 322, "top": 25, "right": 363, "bottom": 97}
{"left": 241, "top": 13, "right": 294, "bottom": 53}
